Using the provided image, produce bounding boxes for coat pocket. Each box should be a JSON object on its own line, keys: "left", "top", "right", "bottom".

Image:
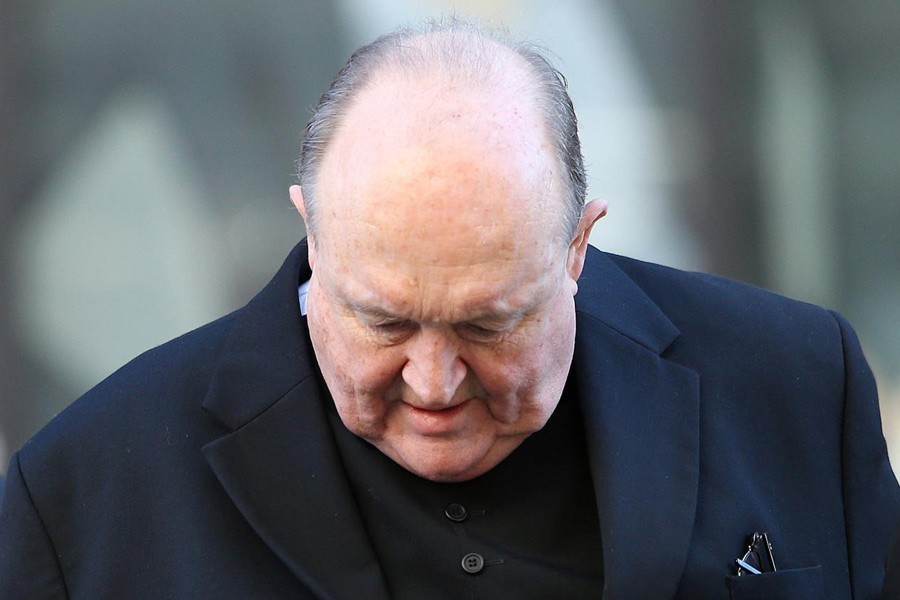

{"left": 726, "top": 565, "right": 824, "bottom": 600}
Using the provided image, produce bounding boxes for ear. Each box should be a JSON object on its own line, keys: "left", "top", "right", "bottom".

{"left": 289, "top": 184, "right": 310, "bottom": 224}
{"left": 566, "top": 198, "right": 608, "bottom": 283}
{"left": 289, "top": 184, "right": 317, "bottom": 269}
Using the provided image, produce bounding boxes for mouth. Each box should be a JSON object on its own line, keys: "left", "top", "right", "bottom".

{"left": 402, "top": 399, "right": 473, "bottom": 435}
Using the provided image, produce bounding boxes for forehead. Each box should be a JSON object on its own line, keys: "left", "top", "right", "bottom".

{"left": 320, "top": 150, "right": 559, "bottom": 322}
{"left": 311, "top": 70, "right": 567, "bottom": 321}
{"left": 320, "top": 72, "right": 562, "bottom": 240}
{"left": 316, "top": 66, "right": 564, "bottom": 318}
{"left": 336, "top": 255, "right": 553, "bottom": 325}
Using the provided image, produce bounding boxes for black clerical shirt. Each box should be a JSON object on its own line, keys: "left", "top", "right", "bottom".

{"left": 326, "top": 384, "right": 604, "bottom": 599}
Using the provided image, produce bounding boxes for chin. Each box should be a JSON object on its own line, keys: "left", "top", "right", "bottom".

{"left": 409, "top": 462, "right": 487, "bottom": 483}
{"left": 390, "top": 440, "right": 505, "bottom": 483}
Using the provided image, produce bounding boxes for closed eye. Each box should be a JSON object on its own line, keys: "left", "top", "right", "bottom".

{"left": 457, "top": 322, "right": 508, "bottom": 343}
{"left": 368, "top": 319, "right": 417, "bottom": 343}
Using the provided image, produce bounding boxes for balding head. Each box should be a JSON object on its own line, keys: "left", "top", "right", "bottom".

{"left": 296, "top": 18, "right": 587, "bottom": 244}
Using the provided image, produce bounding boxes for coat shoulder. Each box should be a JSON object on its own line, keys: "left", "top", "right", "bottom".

{"left": 584, "top": 250, "right": 850, "bottom": 409}
{"left": 16, "top": 309, "right": 240, "bottom": 481}
{"left": 600, "top": 251, "right": 841, "bottom": 344}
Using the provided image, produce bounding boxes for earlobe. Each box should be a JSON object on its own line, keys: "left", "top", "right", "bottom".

{"left": 566, "top": 198, "right": 608, "bottom": 282}
{"left": 289, "top": 185, "right": 317, "bottom": 269}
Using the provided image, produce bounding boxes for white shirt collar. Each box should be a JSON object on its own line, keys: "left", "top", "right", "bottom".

{"left": 298, "top": 280, "right": 311, "bottom": 316}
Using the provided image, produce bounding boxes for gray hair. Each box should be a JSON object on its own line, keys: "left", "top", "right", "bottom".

{"left": 297, "top": 18, "right": 587, "bottom": 241}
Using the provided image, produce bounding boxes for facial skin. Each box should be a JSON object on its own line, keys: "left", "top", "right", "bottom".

{"left": 290, "top": 66, "right": 606, "bottom": 482}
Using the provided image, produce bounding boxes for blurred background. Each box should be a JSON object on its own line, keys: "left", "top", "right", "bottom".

{"left": 0, "top": 0, "right": 898, "bottom": 476}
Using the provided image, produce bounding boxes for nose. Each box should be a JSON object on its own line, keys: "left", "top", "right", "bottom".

{"left": 401, "top": 329, "right": 467, "bottom": 408}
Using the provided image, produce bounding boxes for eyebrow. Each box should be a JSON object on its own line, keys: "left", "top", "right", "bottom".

{"left": 350, "top": 303, "right": 403, "bottom": 321}
{"left": 349, "top": 300, "right": 525, "bottom": 326}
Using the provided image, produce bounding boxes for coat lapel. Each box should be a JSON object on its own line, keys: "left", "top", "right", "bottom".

{"left": 575, "top": 249, "right": 700, "bottom": 599}
{"left": 200, "top": 242, "right": 390, "bottom": 600}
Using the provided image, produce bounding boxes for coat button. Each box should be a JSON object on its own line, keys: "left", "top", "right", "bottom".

{"left": 445, "top": 503, "right": 468, "bottom": 522}
{"left": 461, "top": 552, "right": 484, "bottom": 574}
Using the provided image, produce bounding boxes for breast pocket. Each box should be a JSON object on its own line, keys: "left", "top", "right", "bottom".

{"left": 726, "top": 566, "right": 824, "bottom": 600}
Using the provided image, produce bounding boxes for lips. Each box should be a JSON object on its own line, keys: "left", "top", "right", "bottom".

{"left": 402, "top": 398, "right": 473, "bottom": 435}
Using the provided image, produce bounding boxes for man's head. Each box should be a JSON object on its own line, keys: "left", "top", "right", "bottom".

{"left": 298, "top": 19, "right": 589, "bottom": 243}
{"left": 290, "top": 19, "right": 606, "bottom": 482}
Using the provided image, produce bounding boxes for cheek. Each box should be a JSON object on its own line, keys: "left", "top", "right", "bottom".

{"left": 470, "top": 308, "right": 575, "bottom": 416}
{"left": 308, "top": 304, "right": 403, "bottom": 397}
{"left": 467, "top": 343, "right": 550, "bottom": 404}
{"left": 350, "top": 353, "right": 405, "bottom": 396}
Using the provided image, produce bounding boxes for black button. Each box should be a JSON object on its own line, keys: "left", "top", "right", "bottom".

{"left": 445, "top": 503, "right": 468, "bottom": 522}
{"left": 461, "top": 552, "right": 484, "bottom": 574}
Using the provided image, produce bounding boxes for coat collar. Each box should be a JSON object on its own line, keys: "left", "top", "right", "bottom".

{"left": 201, "top": 242, "right": 699, "bottom": 599}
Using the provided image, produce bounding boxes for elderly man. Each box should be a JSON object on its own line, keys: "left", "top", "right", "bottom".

{"left": 1, "top": 20, "right": 898, "bottom": 600}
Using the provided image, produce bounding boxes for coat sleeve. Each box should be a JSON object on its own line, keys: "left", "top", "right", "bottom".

{"left": 832, "top": 311, "right": 900, "bottom": 596}
{"left": 0, "top": 452, "right": 69, "bottom": 598}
